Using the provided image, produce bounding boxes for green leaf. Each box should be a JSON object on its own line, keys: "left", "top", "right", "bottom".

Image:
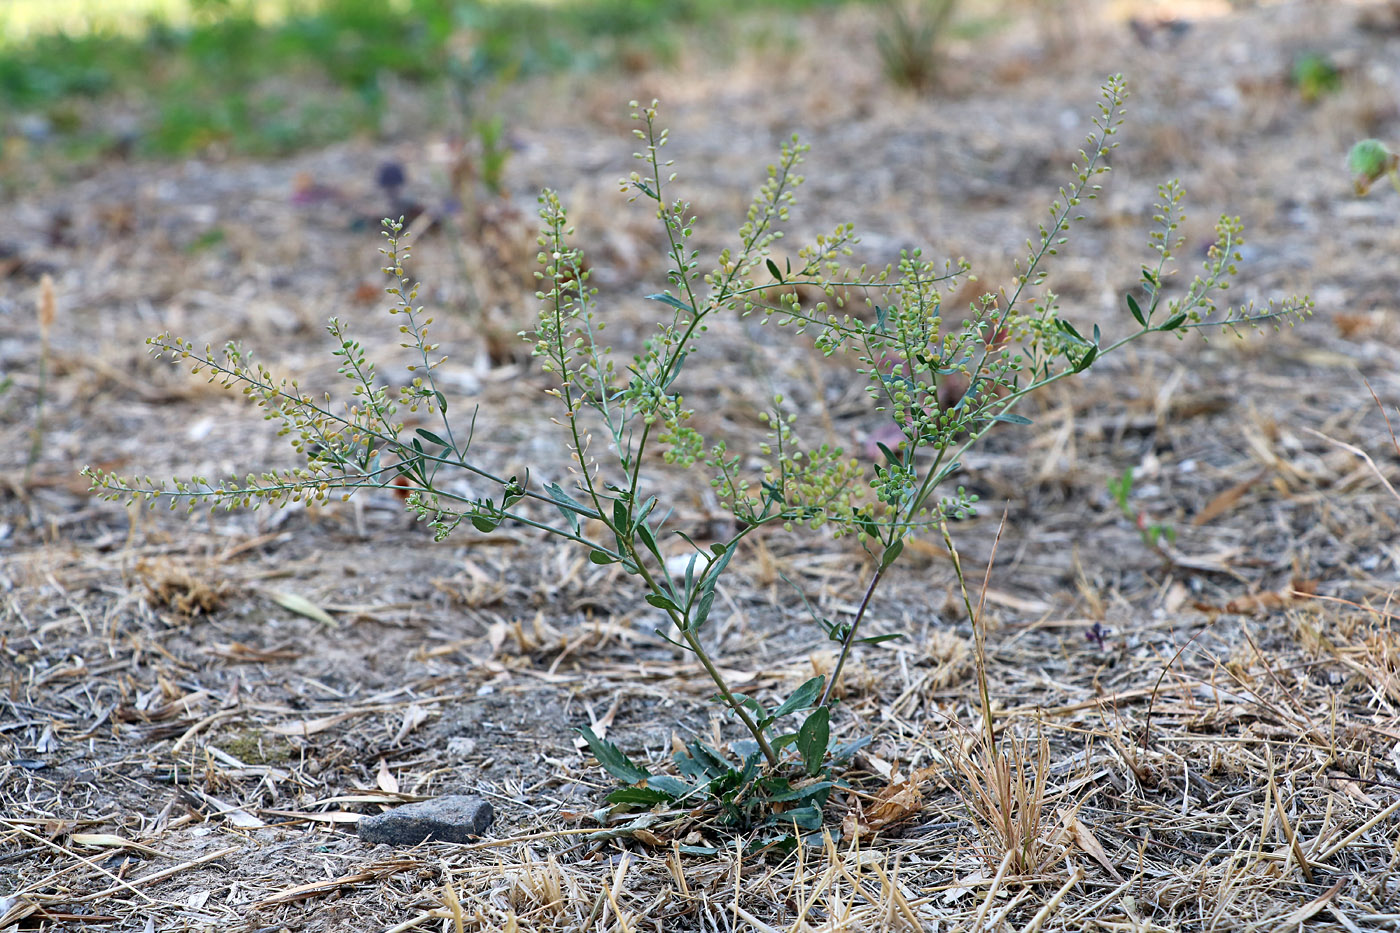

{"left": 989, "top": 412, "right": 1033, "bottom": 425}
{"left": 471, "top": 515, "right": 499, "bottom": 533}
{"left": 612, "top": 498, "right": 631, "bottom": 534}
{"left": 589, "top": 550, "right": 616, "bottom": 564}
{"left": 415, "top": 428, "right": 451, "bottom": 450}
{"left": 434, "top": 390, "right": 448, "bottom": 414}
{"left": 544, "top": 481, "right": 589, "bottom": 535}
{"left": 646, "top": 775, "right": 693, "bottom": 797}
{"left": 765, "top": 781, "right": 835, "bottom": 804}
{"left": 1127, "top": 293, "right": 1145, "bottom": 325}
{"left": 692, "top": 589, "right": 716, "bottom": 631}
{"left": 772, "top": 676, "right": 825, "bottom": 721}
{"left": 645, "top": 292, "right": 694, "bottom": 314}
{"left": 662, "top": 351, "right": 688, "bottom": 391}
{"left": 797, "top": 707, "right": 830, "bottom": 776}
{"left": 636, "top": 522, "right": 660, "bottom": 557}
{"left": 1158, "top": 313, "right": 1187, "bottom": 332}
{"left": 646, "top": 593, "right": 680, "bottom": 613}
{"left": 578, "top": 726, "right": 651, "bottom": 784}
{"left": 1056, "top": 319, "right": 1086, "bottom": 343}
{"left": 766, "top": 258, "right": 784, "bottom": 283}
{"left": 1073, "top": 344, "right": 1099, "bottom": 373}
{"left": 605, "top": 786, "right": 673, "bottom": 807}
{"left": 879, "top": 538, "right": 904, "bottom": 571}
{"left": 682, "top": 553, "right": 699, "bottom": 600}
{"left": 765, "top": 804, "right": 824, "bottom": 831}
{"left": 857, "top": 632, "right": 905, "bottom": 646}
{"left": 829, "top": 735, "right": 872, "bottom": 763}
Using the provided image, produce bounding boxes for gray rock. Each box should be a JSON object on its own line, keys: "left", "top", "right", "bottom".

{"left": 357, "top": 795, "right": 494, "bottom": 845}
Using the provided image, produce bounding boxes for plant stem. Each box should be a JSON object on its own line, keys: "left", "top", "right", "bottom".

{"left": 817, "top": 565, "right": 885, "bottom": 707}
{"left": 680, "top": 623, "right": 779, "bottom": 768}
{"left": 630, "top": 550, "right": 780, "bottom": 768}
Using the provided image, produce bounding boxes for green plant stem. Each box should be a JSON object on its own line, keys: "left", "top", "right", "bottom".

{"left": 817, "top": 565, "right": 884, "bottom": 708}
{"left": 24, "top": 352, "right": 46, "bottom": 486}
{"left": 630, "top": 554, "right": 780, "bottom": 768}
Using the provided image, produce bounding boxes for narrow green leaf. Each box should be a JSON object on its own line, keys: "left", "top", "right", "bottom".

{"left": 415, "top": 428, "right": 451, "bottom": 450}
{"left": 683, "top": 553, "right": 699, "bottom": 600}
{"left": 471, "top": 515, "right": 498, "bottom": 533}
{"left": 646, "top": 593, "right": 680, "bottom": 613}
{"left": 1073, "top": 344, "right": 1099, "bottom": 373}
{"left": 636, "top": 522, "right": 660, "bottom": 557}
{"left": 765, "top": 781, "right": 835, "bottom": 804}
{"left": 645, "top": 292, "right": 694, "bottom": 313}
{"left": 772, "top": 676, "right": 825, "bottom": 720}
{"left": 797, "top": 707, "right": 830, "bottom": 776}
{"left": 1056, "top": 319, "right": 1086, "bottom": 343}
{"left": 578, "top": 726, "right": 651, "bottom": 784}
{"left": 663, "top": 351, "right": 688, "bottom": 391}
{"left": 857, "top": 632, "right": 905, "bottom": 646}
{"left": 544, "top": 481, "right": 589, "bottom": 534}
{"left": 1126, "top": 293, "right": 1146, "bottom": 326}
{"left": 879, "top": 539, "right": 904, "bottom": 571}
{"left": 589, "top": 550, "right": 616, "bottom": 565}
{"left": 990, "top": 412, "right": 1033, "bottom": 425}
{"left": 766, "top": 258, "right": 784, "bottom": 283}
{"left": 1158, "top": 313, "right": 1187, "bottom": 332}
{"left": 692, "top": 589, "right": 716, "bottom": 631}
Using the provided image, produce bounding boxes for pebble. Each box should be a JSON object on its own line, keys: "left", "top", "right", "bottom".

{"left": 356, "top": 795, "right": 494, "bottom": 845}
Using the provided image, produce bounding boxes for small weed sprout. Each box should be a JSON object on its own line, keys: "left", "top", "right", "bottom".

{"left": 1107, "top": 467, "right": 1176, "bottom": 550}
{"left": 86, "top": 76, "right": 1310, "bottom": 847}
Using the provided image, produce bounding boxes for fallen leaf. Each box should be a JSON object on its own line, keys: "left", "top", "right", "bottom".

{"left": 70, "top": 834, "right": 165, "bottom": 858}
{"left": 1062, "top": 813, "right": 1123, "bottom": 881}
{"left": 841, "top": 766, "right": 936, "bottom": 840}
{"left": 376, "top": 758, "right": 399, "bottom": 795}
{"left": 265, "top": 590, "right": 337, "bottom": 627}
{"left": 268, "top": 713, "right": 355, "bottom": 736}
{"left": 392, "top": 704, "right": 432, "bottom": 744}
{"left": 1192, "top": 469, "right": 1268, "bottom": 526}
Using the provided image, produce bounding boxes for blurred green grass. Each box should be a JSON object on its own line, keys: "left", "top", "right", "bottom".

{"left": 0, "top": 0, "right": 852, "bottom": 161}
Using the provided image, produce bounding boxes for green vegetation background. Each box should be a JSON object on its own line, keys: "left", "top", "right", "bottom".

{"left": 0, "top": 0, "right": 857, "bottom": 160}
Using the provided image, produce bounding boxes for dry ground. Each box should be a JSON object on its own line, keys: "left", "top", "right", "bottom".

{"left": 3, "top": 1, "right": 1400, "bottom": 930}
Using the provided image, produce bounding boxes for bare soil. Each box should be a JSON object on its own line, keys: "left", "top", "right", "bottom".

{"left": 4, "top": 1, "right": 1400, "bottom": 930}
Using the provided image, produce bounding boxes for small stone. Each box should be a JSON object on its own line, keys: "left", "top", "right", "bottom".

{"left": 446, "top": 737, "right": 477, "bottom": 758}
{"left": 357, "top": 795, "right": 494, "bottom": 845}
